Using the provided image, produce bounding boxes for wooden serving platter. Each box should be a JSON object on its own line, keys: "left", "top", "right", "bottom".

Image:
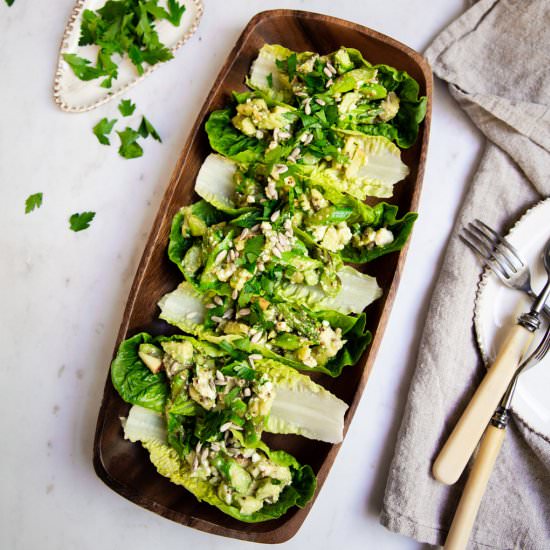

{"left": 93, "top": 9, "right": 432, "bottom": 544}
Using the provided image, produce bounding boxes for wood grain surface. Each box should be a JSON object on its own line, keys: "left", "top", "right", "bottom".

{"left": 93, "top": 9, "right": 432, "bottom": 544}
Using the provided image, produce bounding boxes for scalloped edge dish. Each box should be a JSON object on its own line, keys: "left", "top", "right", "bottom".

{"left": 53, "top": 0, "right": 204, "bottom": 113}
{"left": 474, "top": 198, "right": 550, "bottom": 441}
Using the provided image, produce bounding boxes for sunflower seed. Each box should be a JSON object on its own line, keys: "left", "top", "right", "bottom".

{"left": 192, "top": 455, "right": 199, "bottom": 471}
{"left": 323, "top": 66, "right": 332, "bottom": 78}
{"left": 315, "top": 98, "right": 326, "bottom": 106}
{"left": 272, "top": 246, "right": 282, "bottom": 258}
{"left": 236, "top": 308, "right": 250, "bottom": 318}
{"left": 215, "top": 370, "right": 225, "bottom": 381}
{"left": 243, "top": 387, "right": 252, "bottom": 397}
{"left": 304, "top": 102, "right": 311, "bottom": 115}
{"left": 327, "top": 61, "right": 337, "bottom": 75}
{"left": 222, "top": 308, "right": 234, "bottom": 319}
{"left": 249, "top": 354, "right": 262, "bottom": 361}
{"left": 215, "top": 250, "right": 228, "bottom": 264}
{"left": 211, "top": 316, "right": 223, "bottom": 323}
{"left": 205, "top": 303, "right": 216, "bottom": 309}
{"left": 220, "top": 422, "right": 233, "bottom": 432}
{"left": 213, "top": 296, "right": 223, "bottom": 306}
{"left": 196, "top": 441, "right": 202, "bottom": 454}
{"left": 326, "top": 78, "right": 333, "bottom": 88}
{"left": 232, "top": 288, "right": 239, "bottom": 300}
{"left": 270, "top": 210, "right": 280, "bottom": 222}
{"left": 250, "top": 331, "right": 263, "bottom": 344}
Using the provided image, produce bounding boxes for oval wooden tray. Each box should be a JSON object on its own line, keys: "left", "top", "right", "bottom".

{"left": 93, "top": 9, "right": 432, "bottom": 544}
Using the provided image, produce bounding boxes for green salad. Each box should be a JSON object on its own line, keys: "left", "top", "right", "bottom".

{"left": 110, "top": 43, "right": 426, "bottom": 522}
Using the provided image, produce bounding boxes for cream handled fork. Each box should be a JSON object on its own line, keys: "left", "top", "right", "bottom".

{"left": 444, "top": 323, "right": 550, "bottom": 550}
{"left": 432, "top": 228, "right": 550, "bottom": 485}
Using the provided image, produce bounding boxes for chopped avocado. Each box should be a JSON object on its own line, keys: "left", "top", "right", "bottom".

{"left": 187, "top": 214, "right": 208, "bottom": 236}
{"left": 214, "top": 455, "right": 252, "bottom": 494}
{"left": 271, "top": 333, "right": 304, "bottom": 351}
{"left": 138, "top": 343, "right": 164, "bottom": 373}
{"left": 217, "top": 482, "right": 232, "bottom": 504}
{"left": 338, "top": 92, "right": 362, "bottom": 115}
{"left": 333, "top": 47, "right": 354, "bottom": 73}
{"left": 235, "top": 495, "right": 263, "bottom": 515}
{"left": 222, "top": 321, "right": 250, "bottom": 335}
{"left": 255, "top": 478, "right": 284, "bottom": 501}
{"left": 183, "top": 245, "right": 203, "bottom": 275}
{"left": 232, "top": 98, "right": 291, "bottom": 137}
{"left": 161, "top": 341, "right": 194, "bottom": 366}
{"left": 378, "top": 91, "right": 400, "bottom": 122}
{"left": 331, "top": 67, "right": 378, "bottom": 94}
{"left": 359, "top": 83, "right": 387, "bottom": 100}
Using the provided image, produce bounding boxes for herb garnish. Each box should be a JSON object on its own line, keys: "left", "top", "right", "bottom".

{"left": 93, "top": 118, "right": 118, "bottom": 145}
{"left": 69, "top": 212, "right": 96, "bottom": 232}
{"left": 25, "top": 193, "right": 43, "bottom": 214}
{"left": 118, "top": 99, "right": 137, "bottom": 117}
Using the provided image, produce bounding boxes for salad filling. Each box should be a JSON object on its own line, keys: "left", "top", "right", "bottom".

{"left": 195, "top": 153, "right": 417, "bottom": 262}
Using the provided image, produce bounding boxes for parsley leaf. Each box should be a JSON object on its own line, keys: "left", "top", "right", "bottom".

{"left": 69, "top": 212, "right": 95, "bottom": 232}
{"left": 5, "top": 0, "right": 16, "bottom": 5}
{"left": 118, "top": 99, "right": 136, "bottom": 117}
{"left": 287, "top": 52, "right": 297, "bottom": 80}
{"left": 93, "top": 117, "right": 117, "bottom": 145}
{"left": 25, "top": 193, "right": 43, "bottom": 214}
{"left": 117, "top": 127, "right": 144, "bottom": 159}
{"left": 166, "top": 0, "right": 186, "bottom": 26}
{"left": 138, "top": 116, "right": 162, "bottom": 142}
{"left": 266, "top": 73, "right": 273, "bottom": 88}
{"left": 62, "top": 53, "right": 103, "bottom": 81}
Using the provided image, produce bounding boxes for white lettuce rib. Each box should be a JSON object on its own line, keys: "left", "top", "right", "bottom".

{"left": 195, "top": 154, "right": 237, "bottom": 211}
{"left": 122, "top": 405, "right": 167, "bottom": 444}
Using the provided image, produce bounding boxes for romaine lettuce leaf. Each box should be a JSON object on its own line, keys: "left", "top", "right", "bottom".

{"left": 248, "top": 43, "right": 294, "bottom": 103}
{"left": 309, "top": 132, "right": 409, "bottom": 199}
{"left": 259, "top": 360, "right": 348, "bottom": 442}
{"left": 123, "top": 405, "right": 316, "bottom": 522}
{"left": 111, "top": 333, "right": 168, "bottom": 413}
{"left": 247, "top": 44, "right": 427, "bottom": 149}
{"left": 158, "top": 282, "right": 372, "bottom": 377}
{"left": 205, "top": 107, "right": 265, "bottom": 164}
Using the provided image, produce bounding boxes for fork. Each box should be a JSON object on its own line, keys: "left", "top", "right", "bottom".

{"left": 433, "top": 221, "right": 548, "bottom": 484}
{"left": 461, "top": 219, "right": 550, "bottom": 319}
{"left": 444, "top": 322, "right": 550, "bottom": 550}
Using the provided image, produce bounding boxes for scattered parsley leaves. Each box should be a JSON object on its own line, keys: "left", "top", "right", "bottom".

{"left": 138, "top": 116, "right": 162, "bottom": 142}
{"left": 266, "top": 73, "right": 273, "bottom": 88}
{"left": 69, "top": 212, "right": 95, "bottom": 232}
{"left": 62, "top": 53, "right": 104, "bottom": 81}
{"left": 25, "top": 193, "right": 43, "bottom": 214}
{"left": 93, "top": 117, "right": 117, "bottom": 145}
{"left": 117, "top": 127, "right": 144, "bottom": 159}
{"left": 5, "top": 0, "right": 16, "bottom": 5}
{"left": 118, "top": 99, "right": 136, "bottom": 117}
{"left": 166, "top": 0, "right": 186, "bottom": 26}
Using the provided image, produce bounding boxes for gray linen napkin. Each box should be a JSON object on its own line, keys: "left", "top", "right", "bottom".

{"left": 380, "top": 0, "right": 550, "bottom": 547}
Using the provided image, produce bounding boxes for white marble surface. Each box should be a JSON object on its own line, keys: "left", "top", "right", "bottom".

{"left": 0, "top": 1, "right": 483, "bottom": 549}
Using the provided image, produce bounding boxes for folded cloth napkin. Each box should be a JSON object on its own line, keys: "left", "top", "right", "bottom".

{"left": 380, "top": 0, "right": 550, "bottom": 547}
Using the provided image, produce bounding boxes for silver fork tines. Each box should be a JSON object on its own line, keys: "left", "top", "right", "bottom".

{"left": 461, "top": 218, "right": 550, "bottom": 319}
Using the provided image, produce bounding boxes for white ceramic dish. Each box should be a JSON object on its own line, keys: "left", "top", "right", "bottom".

{"left": 474, "top": 198, "right": 550, "bottom": 440}
{"left": 53, "top": 0, "right": 203, "bottom": 112}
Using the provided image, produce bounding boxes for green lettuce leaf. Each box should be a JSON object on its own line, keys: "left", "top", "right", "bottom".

{"left": 205, "top": 108, "right": 265, "bottom": 164}
{"left": 111, "top": 333, "right": 168, "bottom": 413}
{"left": 158, "top": 282, "right": 371, "bottom": 377}
{"left": 123, "top": 405, "right": 316, "bottom": 522}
